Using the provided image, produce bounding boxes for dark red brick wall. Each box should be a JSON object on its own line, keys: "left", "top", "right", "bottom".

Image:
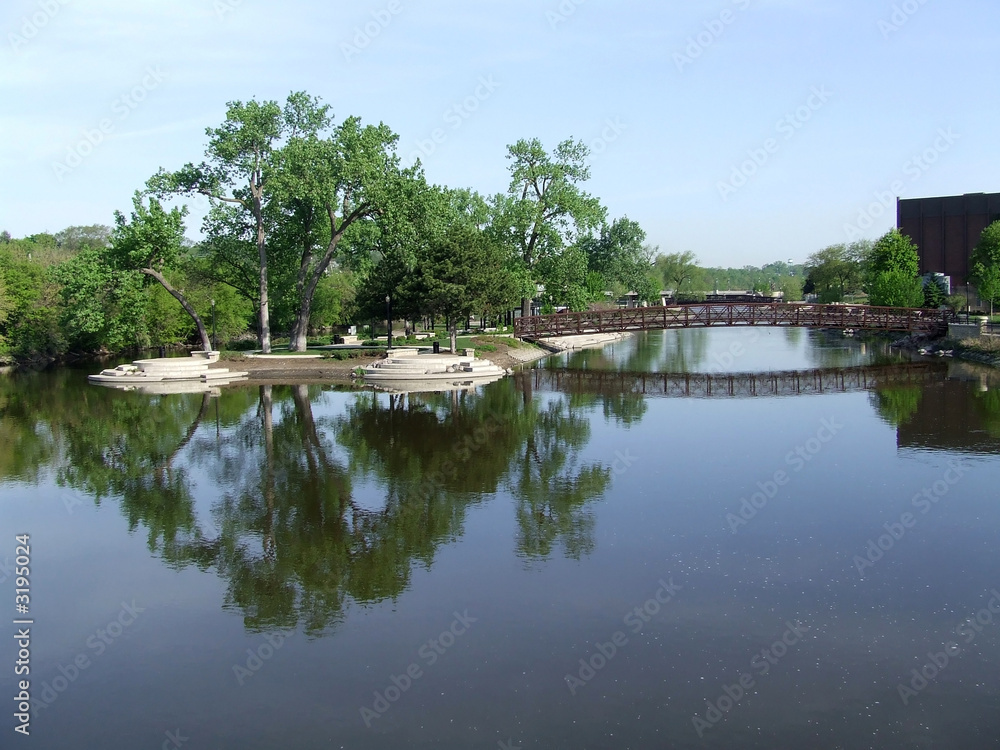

{"left": 897, "top": 192, "right": 1000, "bottom": 282}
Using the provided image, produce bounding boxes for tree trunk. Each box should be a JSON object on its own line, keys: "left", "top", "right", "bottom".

{"left": 289, "top": 206, "right": 367, "bottom": 352}
{"left": 257, "top": 240, "right": 271, "bottom": 353}
{"left": 521, "top": 296, "right": 531, "bottom": 319}
{"left": 289, "top": 295, "right": 312, "bottom": 352}
{"left": 244, "top": 176, "right": 271, "bottom": 353}
{"left": 140, "top": 267, "right": 213, "bottom": 352}
{"left": 450, "top": 323, "right": 457, "bottom": 354}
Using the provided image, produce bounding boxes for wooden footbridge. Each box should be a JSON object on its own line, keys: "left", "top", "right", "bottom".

{"left": 514, "top": 303, "right": 952, "bottom": 339}
{"left": 516, "top": 362, "right": 946, "bottom": 400}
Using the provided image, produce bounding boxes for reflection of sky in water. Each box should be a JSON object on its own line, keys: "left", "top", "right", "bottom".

{"left": 555, "top": 328, "right": 902, "bottom": 374}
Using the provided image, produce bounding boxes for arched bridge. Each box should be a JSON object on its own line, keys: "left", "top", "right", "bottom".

{"left": 513, "top": 303, "right": 952, "bottom": 339}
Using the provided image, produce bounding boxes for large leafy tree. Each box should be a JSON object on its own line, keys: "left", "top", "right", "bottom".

{"left": 865, "top": 229, "right": 923, "bottom": 308}
{"left": 401, "top": 223, "right": 516, "bottom": 352}
{"left": 803, "top": 242, "right": 868, "bottom": 303}
{"left": 53, "top": 225, "right": 112, "bottom": 251}
{"left": 348, "top": 179, "right": 453, "bottom": 329}
{"left": 655, "top": 250, "right": 699, "bottom": 300}
{"left": 491, "top": 138, "right": 605, "bottom": 317}
{"left": 277, "top": 107, "right": 408, "bottom": 351}
{"left": 581, "top": 217, "right": 659, "bottom": 304}
{"left": 971, "top": 220, "right": 1000, "bottom": 316}
{"left": 0, "top": 240, "right": 64, "bottom": 356}
{"left": 148, "top": 93, "right": 325, "bottom": 352}
{"left": 108, "top": 193, "right": 212, "bottom": 352}
{"left": 53, "top": 248, "right": 148, "bottom": 352}
{"left": 538, "top": 244, "right": 590, "bottom": 312}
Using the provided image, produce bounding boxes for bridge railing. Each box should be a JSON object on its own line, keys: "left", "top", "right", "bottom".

{"left": 513, "top": 303, "right": 952, "bottom": 338}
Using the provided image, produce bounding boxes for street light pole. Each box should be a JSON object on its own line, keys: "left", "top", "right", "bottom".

{"left": 385, "top": 294, "right": 392, "bottom": 349}
{"left": 211, "top": 298, "right": 217, "bottom": 351}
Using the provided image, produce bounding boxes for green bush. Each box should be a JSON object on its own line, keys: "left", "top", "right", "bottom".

{"left": 946, "top": 294, "right": 968, "bottom": 314}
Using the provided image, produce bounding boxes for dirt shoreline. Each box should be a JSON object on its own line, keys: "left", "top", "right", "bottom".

{"left": 213, "top": 337, "right": 556, "bottom": 382}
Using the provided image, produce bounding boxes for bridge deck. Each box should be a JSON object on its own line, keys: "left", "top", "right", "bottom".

{"left": 514, "top": 303, "right": 951, "bottom": 339}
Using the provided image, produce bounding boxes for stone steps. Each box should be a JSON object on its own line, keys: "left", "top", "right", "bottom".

{"left": 89, "top": 352, "right": 247, "bottom": 388}
{"left": 363, "top": 349, "right": 505, "bottom": 383}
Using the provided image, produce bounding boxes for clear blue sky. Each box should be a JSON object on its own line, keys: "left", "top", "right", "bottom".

{"left": 1, "top": 0, "right": 996, "bottom": 267}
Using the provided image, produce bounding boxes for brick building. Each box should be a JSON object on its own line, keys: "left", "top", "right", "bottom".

{"left": 897, "top": 192, "right": 1000, "bottom": 303}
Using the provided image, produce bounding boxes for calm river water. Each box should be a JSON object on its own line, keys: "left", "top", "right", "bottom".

{"left": 2, "top": 328, "right": 1000, "bottom": 749}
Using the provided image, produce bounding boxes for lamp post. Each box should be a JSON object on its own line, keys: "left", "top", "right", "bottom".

{"left": 210, "top": 298, "right": 217, "bottom": 352}
{"left": 385, "top": 294, "right": 392, "bottom": 349}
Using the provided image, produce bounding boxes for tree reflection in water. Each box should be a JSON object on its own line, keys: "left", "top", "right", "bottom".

{"left": 4, "top": 348, "right": 985, "bottom": 634}
{"left": 12, "top": 374, "right": 609, "bottom": 633}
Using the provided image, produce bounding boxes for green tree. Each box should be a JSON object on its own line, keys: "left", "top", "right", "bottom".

{"left": 53, "top": 225, "right": 112, "bottom": 251}
{"left": 865, "top": 229, "right": 923, "bottom": 307}
{"left": 52, "top": 247, "right": 148, "bottom": 352}
{"left": 580, "top": 217, "right": 659, "bottom": 304}
{"left": 970, "top": 220, "right": 1000, "bottom": 316}
{"left": 538, "top": 244, "right": 589, "bottom": 312}
{"left": 922, "top": 274, "right": 947, "bottom": 309}
{"left": 655, "top": 251, "right": 698, "bottom": 299}
{"left": 278, "top": 106, "right": 409, "bottom": 351}
{"left": 868, "top": 269, "right": 924, "bottom": 308}
{"left": 491, "top": 138, "right": 606, "bottom": 317}
{"left": 148, "top": 93, "right": 324, "bottom": 352}
{"left": 778, "top": 275, "right": 803, "bottom": 302}
{"left": 401, "top": 224, "right": 515, "bottom": 351}
{"left": 0, "top": 242, "right": 64, "bottom": 357}
{"left": 804, "top": 243, "right": 866, "bottom": 303}
{"left": 108, "top": 193, "right": 213, "bottom": 352}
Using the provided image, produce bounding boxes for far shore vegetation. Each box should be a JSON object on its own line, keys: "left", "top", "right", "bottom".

{"left": 2, "top": 91, "right": 998, "bottom": 365}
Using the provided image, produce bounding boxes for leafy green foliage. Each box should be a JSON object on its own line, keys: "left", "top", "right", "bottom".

{"left": 109, "top": 193, "right": 188, "bottom": 273}
{"left": 52, "top": 248, "right": 149, "bottom": 351}
{"left": 864, "top": 230, "right": 923, "bottom": 307}
{"left": 868, "top": 269, "right": 924, "bottom": 308}
{"left": 148, "top": 93, "right": 320, "bottom": 352}
{"left": 538, "top": 245, "right": 590, "bottom": 311}
{"left": 971, "top": 221, "right": 1000, "bottom": 314}
{"left": 804, "top": 242, "right": 869, "bottom": 303}
{"left": 108, "top": 193, "right": 214, "bottom": 351}
{"left": 580, "top": 217, "right": 657, "bottom": 302}
{"left": 53, "top": 225, "right": 112, "bottom": 251}
{"left": 655, "top": 251, "right": 699, "bottom": 297}
{"left": 867, "top": 229, "right": 919, "bottom": 277}
{"left": 492, "top": 138, "right": 606, "bottom": 315}
{"left": 922, "top": 274, "right": 947, "bottom": 309}
{"left": 399, "top": 223, "right": 516, "bottom": 348}
{"left": 0, "top": 243, "right": 63, "bottom": 356}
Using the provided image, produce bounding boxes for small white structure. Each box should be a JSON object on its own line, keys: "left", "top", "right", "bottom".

{"left": 361, "top": 348, "right": 505, "bottom": 383}
{"left": 88, "top": 351, "right": 248, "bottom": 388}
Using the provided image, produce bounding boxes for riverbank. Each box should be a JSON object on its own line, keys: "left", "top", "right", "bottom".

{"left": 928, "top": 336, "right": 1000, "bottom": 368}
{"left": 889, "top": 329, "right": 1000, "bottom": 369}
{"left": 208, "top": 333, "right": 630, "bottom": 382}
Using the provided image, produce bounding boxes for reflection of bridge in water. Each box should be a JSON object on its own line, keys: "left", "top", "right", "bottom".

{"left": 514, "top": 303, "right": 952, "bottom": 338}
{"left": 518, "top": 362, "right": 947, "bottom": 399}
